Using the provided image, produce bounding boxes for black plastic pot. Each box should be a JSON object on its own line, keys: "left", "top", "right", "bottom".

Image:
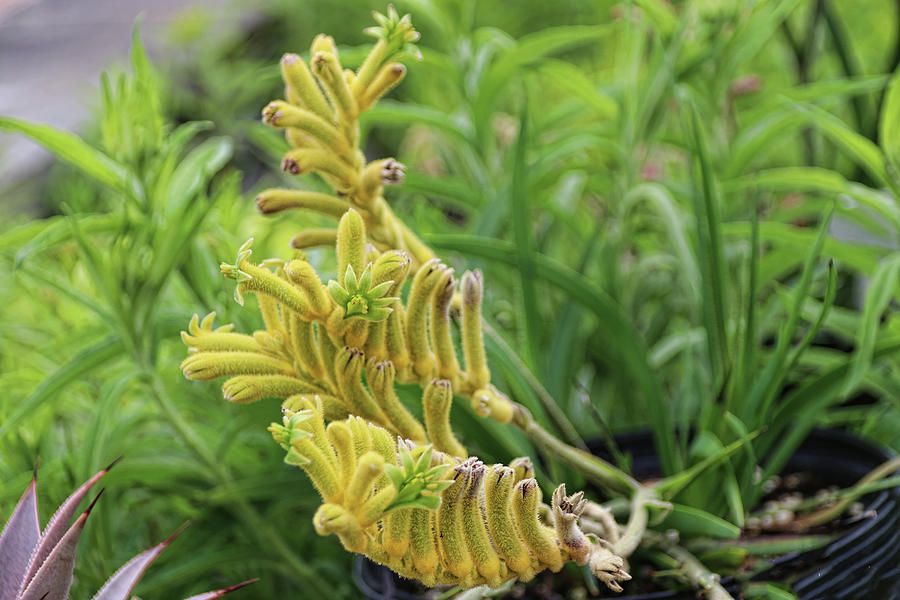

{"left": 589, "top": 428, "right": 900, "bottom": 600}
{"left": 355, "top": 429, "right": 900, "bottom": 599}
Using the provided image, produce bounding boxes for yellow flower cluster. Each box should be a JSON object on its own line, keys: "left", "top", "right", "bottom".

{"left": 181, "top": 7, "right": 630, "bottom": 593}
{"left": 268, "top": 397, "right": 630, "bottom": 590}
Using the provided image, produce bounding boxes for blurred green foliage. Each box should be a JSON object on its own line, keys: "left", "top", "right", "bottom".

{"left": 2, "top": 0, "right": 900, "bottom": 596}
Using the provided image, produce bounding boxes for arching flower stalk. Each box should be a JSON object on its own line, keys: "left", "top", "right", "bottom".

{"left": 181, "top": 7, "right": 632, "bottom": 593}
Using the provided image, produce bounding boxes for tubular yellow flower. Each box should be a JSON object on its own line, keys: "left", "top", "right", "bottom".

{"left": 405, "top": 259, "right": 449, "bottom": 379}
{"left": 367, "top": 359, "right": 426, "bottom": 442}
{"left": 255, "top": 188, "right": 350, "bottom": 219}
{"left": 431, "top": 268, "right": 460, "bottom": 383}
{"left": 461, "top": 269, "right": 490, "bottom": 390}
{"left": 422, "top": 379, "right": 466, "bottom": 458}
{"left": 334, "top": 346, "right": 390, "bottom": 427}
{"left": 280, "top": 53, "right": 333, "bottom": 120}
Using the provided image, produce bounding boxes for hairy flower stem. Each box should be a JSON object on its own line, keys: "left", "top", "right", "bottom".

{"left": 646, "top": 532, "right": 734, "bottom": 600}
{"left": 613, "top": 487, "right": 653, "bottom": 558}
{"left": 140, "top": 366, "right": 337, "bottom": 599}
{"left": 512, "top": 404, "right": 640, "bottom": 497}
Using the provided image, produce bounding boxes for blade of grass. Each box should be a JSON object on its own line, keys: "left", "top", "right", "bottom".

{"left": 681, "top": 90, "right": 729, "bottom": 391}
{"left": 0, "top": 117, "right": 141, "bottom": 199}
{"left": 841, "top": 252, "right": 900, "bottom": 396}
{"left": 762, "top": 337, "right": 900, "bottom": 485}
{"left": 508, "top": 103, "right": 541, "bottom": 369}
{"left": 739, "top": 204, "right": 834, "bottom": 425}
{"left": 0, "top": 336, "right": 124, "bottom": 439}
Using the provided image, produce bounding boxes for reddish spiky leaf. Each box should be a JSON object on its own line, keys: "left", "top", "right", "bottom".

{"left": 183, "top": 579, "right": 259, "bottom": 599}
{"left": 0, "top": 475, "right": 40, "bottom": 600}
{"left": 19, "top": 460, "right": 118, "bottom": 595}
{"left": 90, "top": 523, "right": 188, "bottom": 600}
{"left": 18, "top": 491, "right": 102, "bottom": 600}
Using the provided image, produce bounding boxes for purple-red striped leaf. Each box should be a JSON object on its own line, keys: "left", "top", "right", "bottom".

{"left": 183, "top": 579, "right": 259, "bottom": 599}
{"left": 90, "top": 523, "right": 187, "bottom": 600}
{"left": 19, "top": 460, "right": 117, "bottom": 595}
{"left": 0, "top": 476, "right": 40, "bottom": 600}
{"left": 17, "top": 491, "right": 101, "bottom": 600}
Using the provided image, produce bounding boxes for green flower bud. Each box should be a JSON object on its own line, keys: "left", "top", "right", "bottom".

{"left": 484, "top": 465, "right": 533, "bottom": 578}
{"left": 288, "top": 314, "right": 327, "bottom": 380}
{"left": 281, "top": 148, "right": 358, "bottom": 191}
{"left": 431, "top": 269, "right": 460, "bottom": 382}
{"left": 286, "top": 258, "right": 332, "bottom": 319}
{"left": 311, "top": 39, "right": 358, "bottom": 122}
{"left": 334, "top": 346, "right": 390, "bottom": 427}
{"left": 460, "top": 461, "right": 501, "bottom": 584}
{"left": 262, "top": 101, "right": 348, "bottom": 153}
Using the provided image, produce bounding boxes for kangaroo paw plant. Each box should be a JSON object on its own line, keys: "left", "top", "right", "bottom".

{"left": 181, "top": 7, "right": 630, "bottom": 593}
{"left": 0, "top": 462, "right": 255, "bottom": 600}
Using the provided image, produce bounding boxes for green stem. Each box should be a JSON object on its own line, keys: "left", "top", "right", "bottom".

{"left": 511, "top": 404, "right": 639, "bottom": 497}
{"left": 613, "top": 487, "right": 653, "bottom": 557}
{"left": 647, "top": 532, "right": 734, "bottom": 600}
{"left": 141, "top": 367, "right": 339, "bottom": 599}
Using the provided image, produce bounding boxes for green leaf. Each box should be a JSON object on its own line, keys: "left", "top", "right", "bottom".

{"left": 723, "top": 167, "right": 900, "bottom": 232}
{"left": 842, "top": 253, "right": 900, "bottom": 396}
{"left": 655, "top": 431, "right": 759, "bottom": 499}
{"left": 742, "top": 582, "right": 798, "bottom": 600}
{"left": 0, "top": 214, "right": 119, "bottom": 267}
{"left": 473, "top": 25, "right": 612, "bottom": 137}
{"left": 535, "top": 60, "right": 619, "bottom": 120}
{"left": 788, "top": 101, "right": 888, "bottom": 186}
{"left": 508, "top": 104, "right": 540, "bottom": 369}
{"left": 364, "top": 100, "right": 472, "bottom": 143}
{"left": 718, "top": 0, "right": 802, "bottom": 79}
{"left": 739, "top": 206, "right": 833, "bottom": 425}
{"left": 0, "top": 117, "right": 140, "bottom": 198}
{"left": 633, "top": 0, "right": 678, "bottom": 36}
{"left": 164, "top": 136, "right": 233, "bottom": 213}
{"left": 653, "top": 503, "right": 741, "bottom": 539}
{"left": 682, "top": 90, "right": 729, "bottom": 387}
{"left": 762, "top": 337, "right": 900, "bottom": 485}
{"left": 722, "top": 221, "right": 880, "bottom": 277}
{"left": 879, "top": 67, "right": 900, "bottom": 173}
{"left": 0, "top": 336, "right": 125, "bottom": 439}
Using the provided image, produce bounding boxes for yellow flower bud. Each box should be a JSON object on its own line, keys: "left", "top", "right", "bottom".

{"left": 422, "top": 379, "right": 466, "bottom": 458}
